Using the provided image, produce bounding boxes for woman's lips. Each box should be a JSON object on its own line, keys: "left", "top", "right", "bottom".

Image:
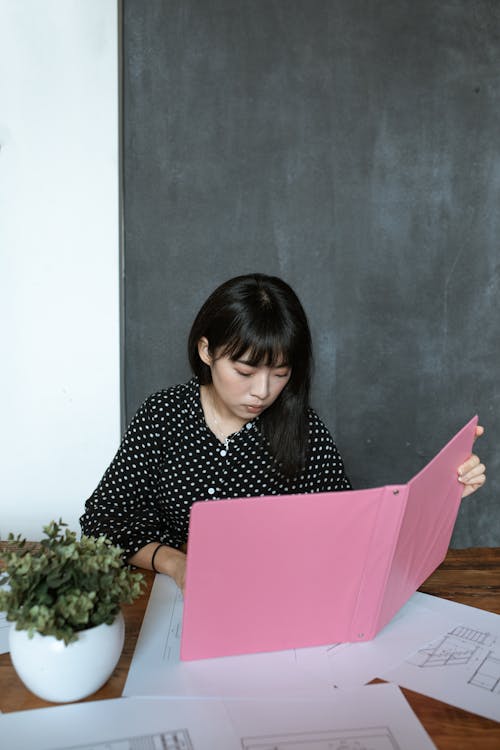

{"left": 246, "top": 404, "right": 264, "bottom": 414}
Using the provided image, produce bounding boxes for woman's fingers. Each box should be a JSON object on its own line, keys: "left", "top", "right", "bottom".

{"left": 458, "top": 453, "right": 486, "bottom": 497}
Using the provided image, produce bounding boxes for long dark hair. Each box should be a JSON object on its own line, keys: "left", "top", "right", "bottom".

{"left": 188, "top": 273, "right": 313, "bottom": 476}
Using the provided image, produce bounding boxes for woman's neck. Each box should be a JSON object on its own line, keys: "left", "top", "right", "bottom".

{"left": 200, "top": 384, "right": 247, "bottom": 444}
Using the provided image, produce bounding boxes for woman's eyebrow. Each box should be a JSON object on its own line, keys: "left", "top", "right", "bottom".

{"left": 235, "top": 358, "right": 290, "bottom": 369}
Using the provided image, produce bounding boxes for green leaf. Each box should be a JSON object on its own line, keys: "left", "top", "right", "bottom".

{"left": 0, "top": 520, "right": 144, "bottom": 642}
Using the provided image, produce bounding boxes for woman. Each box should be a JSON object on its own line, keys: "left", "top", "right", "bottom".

{"left": 80, "top": 274, "right": 486, "bottom": 590}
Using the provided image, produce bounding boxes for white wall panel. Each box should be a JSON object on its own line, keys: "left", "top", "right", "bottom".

{"left": 0, "top": 0, "right": 120, "bottom": 539}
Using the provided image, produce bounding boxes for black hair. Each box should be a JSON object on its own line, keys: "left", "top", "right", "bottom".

{"left": 188, "top": 273, "right": 313, "bottom": 477}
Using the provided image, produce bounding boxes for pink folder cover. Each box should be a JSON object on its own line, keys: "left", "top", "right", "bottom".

{"left": 180, "top": 416, "right": 478, "bottom": 661}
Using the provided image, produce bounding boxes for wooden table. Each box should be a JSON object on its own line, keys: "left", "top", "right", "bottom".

{"left": 1, "top": 548, "right": 499, "bottom": 748}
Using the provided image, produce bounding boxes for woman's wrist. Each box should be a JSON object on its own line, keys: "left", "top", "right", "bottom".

{"left": 156, "top": 545, "right": 187, "bottom": 591}
{"left": 154, "top": 544, "right": 186, "bottom": 577}
{"left": 151, "top": 542, "right": 166, "bottom": 572}
{"left": 128, "top": 541, "right": 186, "bottom": 576}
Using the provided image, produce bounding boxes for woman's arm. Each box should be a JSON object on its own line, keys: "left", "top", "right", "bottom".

{"left": 129, "top": 542, "right": 187, "bottom": 592}
{"left": 80, "top": 394, "right": 168, "bottom": 560}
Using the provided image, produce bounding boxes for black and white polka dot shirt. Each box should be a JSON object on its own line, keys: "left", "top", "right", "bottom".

{"left": 80, "top": 378, "right": 351, "bottom": 559}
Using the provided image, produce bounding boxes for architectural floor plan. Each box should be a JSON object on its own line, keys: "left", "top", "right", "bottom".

{"left": 0, "top": 686, "right": 437, "bottom": 750}
{"left": 241, "top": 725, "right": 400, "bottom": 750}
{"left": 384, "top": 615, "right": 500, "bottom": 722}
{"left": 468, "top": 651, "right": 500, "bottom": 693}
{"left": 407, "top": 625, "right": 495, "bottom": 669}
{"left": 60, "top": 729, "right": 193, "bottom": 750}
{"left": 408, "top": 624, "right": 500, "bottom": 696}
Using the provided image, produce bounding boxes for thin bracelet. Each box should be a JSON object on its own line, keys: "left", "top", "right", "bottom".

{"left": 151, "top": 543, "right": 166, "bottom": 573}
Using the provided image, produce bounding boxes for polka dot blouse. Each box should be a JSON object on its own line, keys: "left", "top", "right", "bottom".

{"left": 80, "top": 378, "right": 351, "bottom": 560}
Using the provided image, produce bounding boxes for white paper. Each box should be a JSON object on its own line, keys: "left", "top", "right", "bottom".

{"left": 0, "top": 697, "right": 236, "bottom": 750}
{"left": 294, "top": 593, "right": 454, "bottom": 688}
{"left": 224, "top": 683, "right": 436, "bottom": 750}
{"left": 0, "top": 684, "right": 437, "bottom": 750}
{"left": 412, "top": 590, "right": 500, "bottom": 624}
{"left": 124, "top": 576, "right": 458, "bottom": 698}
{"left": 123, "top": 574, "right": 337, "bottom": 699}
{"left": 383, "top": 593, "right": 500, "bottom": 722}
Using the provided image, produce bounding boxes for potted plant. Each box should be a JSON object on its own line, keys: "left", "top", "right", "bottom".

{"left": 0, "top": 520, "right": 144, "bottom": 703}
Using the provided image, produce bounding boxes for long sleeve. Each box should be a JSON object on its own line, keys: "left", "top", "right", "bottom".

{"left": 80, "top": 395, "right": 166, "bottom": 559}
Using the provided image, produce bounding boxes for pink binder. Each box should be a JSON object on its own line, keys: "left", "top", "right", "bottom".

{"left": 180, "top": 416, "right": 478, "bottom": 661}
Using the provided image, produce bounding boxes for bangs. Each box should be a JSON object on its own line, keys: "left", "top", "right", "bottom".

{"left": 218, "top": 328, "right": 292, "bottom": 368}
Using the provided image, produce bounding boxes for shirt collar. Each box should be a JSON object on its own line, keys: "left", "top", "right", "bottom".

{"left": 185, "top": 376, "right": 261, "bottom": 435}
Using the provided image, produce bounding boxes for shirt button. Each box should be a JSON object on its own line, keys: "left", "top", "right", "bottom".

{"left": 220, "top": 449, "right": 227, "bottom": 457}
{"left": 246, "top": 422, "right": 253, "bottom": 430}
{"left": 208, "top": 487, "right": 215, "bottom": 495}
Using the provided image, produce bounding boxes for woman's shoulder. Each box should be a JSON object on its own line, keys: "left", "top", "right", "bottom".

{"left": 306, "top": 407, "right": 337, "bottom": 443}
{"left": 307, "top": 406, "right": 330, "bottom": 430}
{"left": 146, "top": 378, "right": 198, "bottom": 407}
{"left": 136, "top": 378, "right": 200, "bottom": 420}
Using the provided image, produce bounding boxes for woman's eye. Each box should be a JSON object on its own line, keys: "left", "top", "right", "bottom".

{"left": 236, "top": 370, "right": 252, "bottom": 377}
{"left": 275, "top": 371, "right": 290, "bottom": 379}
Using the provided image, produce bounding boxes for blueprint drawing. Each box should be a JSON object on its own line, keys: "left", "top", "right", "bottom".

{"left": 384, "top": 618, "right": 500, "bottom": 722}
{"left": 241, "top": 725, "right": 400, "bottom": 750}
{"left": 55, "top": 729, "right": 194, "bottom": 750}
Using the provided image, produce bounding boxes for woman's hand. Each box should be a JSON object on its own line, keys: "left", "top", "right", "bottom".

{"left": 458, "top": 425, "right": 486, "bottom": 498}
{"left": 168, "top": 551, "right": 187, "bottom": 593}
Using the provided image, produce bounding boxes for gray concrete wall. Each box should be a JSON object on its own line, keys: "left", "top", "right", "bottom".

{"left": 122, "top": 0, "right": 500, "bottom": 546}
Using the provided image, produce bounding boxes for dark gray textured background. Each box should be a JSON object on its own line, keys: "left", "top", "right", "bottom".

{"left": 122, "top": 0, "right": 499, "bottom": 546}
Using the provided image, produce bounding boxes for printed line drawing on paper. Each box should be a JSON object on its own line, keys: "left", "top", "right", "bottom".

{"left": 161, "top": 587, "right": 184, "bottom": 663}
{"left": 59, "top": 728, "right": 194, "bottom": 750}
{"left": 468, "top": 652, "right": 500, "bottom": 693}
{"left": 241, "top": 725, "right": 401, "bottom": 750}
{"left": 407, "top": 626, "right": 496, "bottom": 669}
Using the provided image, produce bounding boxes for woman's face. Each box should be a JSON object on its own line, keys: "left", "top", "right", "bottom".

{"left": 198, "top": 338, "right": 291, "bottom": 422}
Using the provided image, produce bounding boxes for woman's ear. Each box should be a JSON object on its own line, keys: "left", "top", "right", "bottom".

{"left": 197, "top": 337, "right": 212, "bottom": 366}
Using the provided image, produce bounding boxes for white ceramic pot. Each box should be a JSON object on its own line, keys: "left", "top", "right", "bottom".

{"left": 9, "top": 611, "right": 125, "bottom": 703}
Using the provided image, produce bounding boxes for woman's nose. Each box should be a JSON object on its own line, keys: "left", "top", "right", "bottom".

{"left": 250, "top": 373, "right": 270, "bottom": 399}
